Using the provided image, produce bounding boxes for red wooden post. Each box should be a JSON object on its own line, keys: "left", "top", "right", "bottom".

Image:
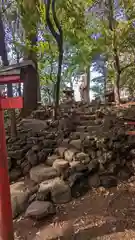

{"left": 0, "top": 95, "right": 23, "bottom": 240}
{"left": 0, "top": 96, "right": 14, "bottom": 240}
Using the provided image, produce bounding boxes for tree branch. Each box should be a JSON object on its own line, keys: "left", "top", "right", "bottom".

{"left": 1, "top": 1, "right": 13, "bottom": 15}
{"left": 121, "top": 62, "right": 135, "bottom": 72}
{"left": 45, "top": 0, "right": 59, "bottom": 43}
{"left": 52, "top": 0, "right": 62, "bottom": 35}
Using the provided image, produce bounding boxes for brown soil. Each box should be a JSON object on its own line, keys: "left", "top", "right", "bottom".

{"left": 14, "top": 181, "right": 135, "bottom": 240}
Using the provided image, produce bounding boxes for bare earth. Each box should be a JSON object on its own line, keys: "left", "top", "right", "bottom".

{"left": 14, "top": 181, "right": 135, "bottom": 240}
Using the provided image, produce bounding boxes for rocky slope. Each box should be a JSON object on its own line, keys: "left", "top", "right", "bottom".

{"left": 9, "top": 102, "right": 135, "bottom": 220}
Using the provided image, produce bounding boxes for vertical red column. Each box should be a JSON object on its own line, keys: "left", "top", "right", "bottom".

{"left": 0, "top": 96, "right": 14, "bottom": 240}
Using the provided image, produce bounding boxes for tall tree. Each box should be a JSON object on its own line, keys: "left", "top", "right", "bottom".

{"left": 45, "top": 0, "right": 63, "bottom": 119}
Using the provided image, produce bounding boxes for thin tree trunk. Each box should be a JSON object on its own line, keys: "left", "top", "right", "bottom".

{"left": 114, "top": 73, "right": 120, "bottom": 105}
{"left": 46, "top": 0, "right": 63, "bottom": 119}
{"left": 107, "top": 0, "right": 121, "bottom": 105}
{"left": 54, "top": 49, "right": 63, "bottom": 119}
{"left": 86, "top": 66, "right": 90, "bottom": 103}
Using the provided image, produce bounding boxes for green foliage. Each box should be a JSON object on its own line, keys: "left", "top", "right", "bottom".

{"left": 3, "top": 0, "right": 135, "bottom": 104}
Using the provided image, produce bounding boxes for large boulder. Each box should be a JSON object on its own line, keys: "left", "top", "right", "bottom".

{"left": 20, "top": 119, "right": 48, "bottom": 133}
{"left": 30, "top": 164, "right": 59, "bottom": 183}
{"left": 64, "top": 149, "right": 78, "bottom": 162}
{"left": 10, "top": 181, "right": 31, "bottom": 218}
{"left": 37, "top": 178, "right": 71, "bottom": 204}
{"left": 53, "top": 159, "right": 69, "bottom": 176}
{"left": 69, "top": 139, "right": 82, "bottom": 150}
{"left": 51, "top": 178, "right": 71, "bottom": 204}
{"left": 25, "top": 201, "right": 55, "bottom": 220}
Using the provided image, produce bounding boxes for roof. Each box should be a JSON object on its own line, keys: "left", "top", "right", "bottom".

{"left": 0, "top": 60, "right": 36, "bottom": 76}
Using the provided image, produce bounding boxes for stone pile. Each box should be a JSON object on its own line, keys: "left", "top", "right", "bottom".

{"left": 9, "top": 102, "right": 135, "bottom": 220}
{"left": 7, "top": 104, "right": 76, "bottom": 182}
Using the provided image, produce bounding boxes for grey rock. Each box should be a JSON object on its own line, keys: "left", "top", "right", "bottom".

{"left": 100, "top": 176, "right": 117, "bottom": 188}
{"left": 26, "top": 149, "right": 38, "bottom": 166}
{"left": 88, "top": 174, "right": 100, "bottom": 188}
{"left": 30, "top": 164, "right": 59, "bottom": 183}
{"left": 64, "top": 149, "right": 78, "bottom": 162}
{"left": 37, "top": 178, "right": 71, "bottom": 204}
{"left": 88, "top": 160, "right": 98, "bottom": 172}
{"left": 9, "top": 168, "right": 22, "bottom": 182}
{"left": 10, "top": 181, "right": 31, "bottom": 218}
{"left": 46, "top": 155, "right": 59, "bottom": 166}
{"left": 70, "top": 161, "right": 88, "bottom": 173}
{"left": 75, "top": 152, "right": 90, "bottom": 164}
{"left": 25, "top": 201, "right": 55, "bottom": 220}
{"left": 51, "top": 178, "right": 71, "bottom": 204}
{"left": 53, "top": 159, "right": 69, "bottom": 175}
{"left": 69, "top": 139, "right": 82, "bottom": 150}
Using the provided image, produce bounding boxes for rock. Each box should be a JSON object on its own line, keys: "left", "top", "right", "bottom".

{"left": 130, "top": 149, "right": 135, "bottom": 157}
{"left": 53, "top": 159, "right": 69, "bottom": 175}
{"left": 21, "top": 161, "right": 31, "bottom": 175}
{"left": 38, "top": 149, "right": 49, "bottom": 163}
{"left": 34, "top": 221, "right": 74, "bottom": 240}
{"left": 75, "top": 152, "right": 90, "bottom": 164}
{"left": 88, "top": 160, "right": 98, "bottom": 172}
{"left": 57, "top": 147, "right": 67, "bottom": 158}
{"left": 25, "top": 201, "right": 55, "bottom": 220}
{"left": 71, "top": 175, "right": 89, "bottom": 198}
{"left": 30, "top": 165, "right": 59, "bottom": 183}
{"left": 70, "top": 161, "right": 88, "bottom": 173}
{"left": 100, "top": 176, "right": 117, "bottom": 188}
{"left": 88, "top": 174, "right": 100, "bottom": 188}
{"left": 9, "top": 168, "right": 22, "bottom": 182}
{"left": 117, "top": 168, "right": 131, "bottom": 180}
{"left": 26, "top": 149, "right": 38, "bottom": 166}
{"left": 61, "top": 138, "right": 70, "bottom": 147}
{"left": 64, "top": 149, "right": 78, "bottom": 162}
{"left": 8, "top": 149, "right": 25, "bottom": 159}
{"left": 20, "top": 119, "right": 48, "bottom": 133}
{"left": 51, "top": 178, "right": 71, "bottom": 204}
{"left": 46, "top": 155, "right": 59, "bottom": 166}
{"left": 32, "top": 145, "right": 40, "bottom": 152}
{"left": 37, "top": 178, "right": 71, "bottom": 203}
{"left": 10, "top": 181, "right": 31, "bottom": 218}
{"left": 68, "top": 173, "right": 84, "bottom": 187}
{"left": 69, "top": 139, "right": 82, "bottom": 150}
{"left": 37, "top": 179, "right": 54, "bottom": 201}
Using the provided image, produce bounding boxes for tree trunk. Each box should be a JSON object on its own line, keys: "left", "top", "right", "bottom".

{"left": 107, "top": 0, "right": 121, "bottom": 105}
{"left": 86, "top": 66, "right": 90, "bottom": 103}
{"left": 54, "top": 49, "right": 63, "bottom": 119}
{"left": 114, "top": 73, "right": 120, "bottom": 105}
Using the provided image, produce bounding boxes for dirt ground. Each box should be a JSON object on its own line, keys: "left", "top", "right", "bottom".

{"left": 13, "top": 179, "right": 135, "bottom": 240}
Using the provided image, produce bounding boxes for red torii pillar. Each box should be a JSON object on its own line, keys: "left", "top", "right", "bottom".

{"left": 0, "top": 95, "right": 23, "bottom": 240}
